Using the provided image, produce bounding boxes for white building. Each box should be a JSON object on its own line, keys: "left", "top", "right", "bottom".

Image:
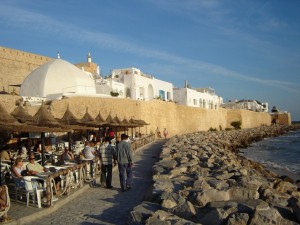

{"left": 222, "top": 100, "right": 268, "bottom": 112}
{"left": 20, "top": 59, "right": 96, "bottom": 100}
{"left": 173, "top": 82, "right": 223, "bottom": 109}
{"left": 99, "top": 68, "right": 173, "bottom": 101}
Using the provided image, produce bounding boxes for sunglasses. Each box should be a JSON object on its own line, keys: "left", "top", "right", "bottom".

{"left": 29, "top": 158, "right": 35, "bottom": 160}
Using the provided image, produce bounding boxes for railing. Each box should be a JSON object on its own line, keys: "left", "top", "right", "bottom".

{"left": 42, "top": 133, "right": 155, "bottom": 207}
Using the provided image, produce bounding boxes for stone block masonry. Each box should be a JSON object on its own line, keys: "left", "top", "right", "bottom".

{"left": 0, "top": 46, "right": 53, "bottom": 93}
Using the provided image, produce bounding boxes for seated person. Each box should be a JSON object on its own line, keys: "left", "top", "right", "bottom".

{"left": 60, "top": 148, "right": 75, "bottom": 163}
{"left": 0, "top": 147, "right": 12, "bottom": 162}
{"left": 11, "top": 157, "right": 26, "bottom": 188}
{"left": 26, "top": 154, "right": 48, "bottom": 175}
{"left": 26, "top": 154, "right": 61, "bottom": 195}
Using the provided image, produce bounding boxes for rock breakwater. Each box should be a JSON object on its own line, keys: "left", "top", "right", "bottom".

{"left": 129, "top": 125, "right": 300, "bottom": 225}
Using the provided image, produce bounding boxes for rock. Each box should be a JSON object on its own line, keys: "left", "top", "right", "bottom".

{"left": 197, "top": 208, "right": 228, "bottom": 225}
{"left": 153, "top": 181, "right": 175, "bottom": 195}
{"left": 229, "top": 186, "right": 260, "bottom": 201}
{"left": 226, "top": 213, "right": 249, "bottom": 225}
{"left": 128, "top": 201, "right": 161, "bottom": 224}
{"left": 193, "top": 189, "right": 230, "bottom": 207}
{"left": 274, "top": 180, "right": 298, "bottom": 194}
{"left": 146, "top": 210, "right": 199, "bottom": 225}
{"left": 161, "top": 192, "right": 184, "bottom": 209}
{"left": 207, "top": 178, "right": 229, "bottom": 190}
{"left": 249, "top": 207, "right": 295, "bottom": 225}
{"left": 288, "top": 197, "right": 300, "bottom": 223}
{"left": 169, "top": 200, "right": 197, "bottom": 219}
{"left": 261, "top": 188, "right": 291, "bottom": 207}
{"left": 170, "top": 167, "right": 188, "bottom": 177}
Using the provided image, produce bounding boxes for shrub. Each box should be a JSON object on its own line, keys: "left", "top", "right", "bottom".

{"left": 208, "top": 127, "right": 217, "bottom": 132}
{"left": 110, "top": 91, "right": 119, "bottom": 97}
{"left": 231, "top": 121, "right": 242, "bottom": 129}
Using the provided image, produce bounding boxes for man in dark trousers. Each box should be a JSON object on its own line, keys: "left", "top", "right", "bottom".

{"left": 98, "top": 137, "right": 116, "bottom": 189}
{"left": 116, "top": 134, "right": 133, "bottom": 192}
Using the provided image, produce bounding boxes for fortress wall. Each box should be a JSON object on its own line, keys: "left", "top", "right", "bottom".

{"left": 227, "top": 109, "right": 272, "bottom": 128}
{"left": 277, "top": 113, "right": 291, "bottom": 125}
{"left": 0, "top": 95, "right": 272, "bottom": 135}
{"left": 0, "top": 46, "right": 53, "bottom": 93}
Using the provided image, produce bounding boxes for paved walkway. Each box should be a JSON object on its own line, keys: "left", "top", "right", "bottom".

{"left": 6, "top": 140, "right": 165, "bottom": 225}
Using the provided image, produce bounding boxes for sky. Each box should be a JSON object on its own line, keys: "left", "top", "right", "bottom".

{"left": 1, "top": 0, "right": 300, "bottom": 120}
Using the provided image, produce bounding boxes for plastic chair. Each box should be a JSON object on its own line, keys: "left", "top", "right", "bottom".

{"left": 1, "top": 163, "right": 11, "bottom": 185}
{"left": 23, "top": 176, "right": 44, "bottom": 208}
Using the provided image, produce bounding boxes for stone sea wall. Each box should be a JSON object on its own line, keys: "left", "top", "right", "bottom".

{"left": 130, "top": 125, "right": 300, "bottom": 225}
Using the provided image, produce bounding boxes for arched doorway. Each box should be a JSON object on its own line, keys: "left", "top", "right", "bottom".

{"left": 147, "top": 84, "right": 154, "bottom": 100}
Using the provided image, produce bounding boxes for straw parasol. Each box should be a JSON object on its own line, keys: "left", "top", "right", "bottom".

{"left": 10, "top": 104, "right": 34, "bottom": 123}
{"left": 78, "top": 107, "right": 96, "bottom": 127}
{"left": 29, "top": 102, "right": 60, "bottom": 127}
{"left": 95, "top": 111, "right": 106, "bottom": 126}
{"left": 102, "top": 112, "right": 117, "bottom": 127}
{"left": 0, "top": 103, "right": 17, "bottom": 125}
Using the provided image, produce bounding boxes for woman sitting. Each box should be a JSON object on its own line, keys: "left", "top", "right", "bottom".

{"left": 11, "top": 157, "right": 27, "bottom": 188}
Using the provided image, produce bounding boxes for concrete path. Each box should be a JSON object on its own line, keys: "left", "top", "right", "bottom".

{"left": 20, "top": 140, "right": 165, "bottom": 225}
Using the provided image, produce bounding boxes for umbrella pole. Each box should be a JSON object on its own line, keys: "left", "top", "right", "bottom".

{"left": 41, "top": 132, "right": 45, "bottom": 166}
{"left": 68, "top": 132, "right": 71, "bottom": 150}
{"left": 0, "top": 159, "right": 2, "bottom": 185}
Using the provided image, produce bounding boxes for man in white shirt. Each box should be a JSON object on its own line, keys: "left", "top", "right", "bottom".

{"left": 83, "top": 141, "right": 96, "bottom": 159}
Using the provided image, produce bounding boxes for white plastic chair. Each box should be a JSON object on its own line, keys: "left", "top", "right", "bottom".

{"left": 23, "top": 176, "right": 44, "bottom": 208}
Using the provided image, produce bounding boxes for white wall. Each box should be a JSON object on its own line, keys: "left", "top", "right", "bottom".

{"left": 173, "top": 87, "right": 223, "bottom": 109}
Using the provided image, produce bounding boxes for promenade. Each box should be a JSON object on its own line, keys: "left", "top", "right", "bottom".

{"left": 6, "top": 140, "right": 165, "bottom": 225}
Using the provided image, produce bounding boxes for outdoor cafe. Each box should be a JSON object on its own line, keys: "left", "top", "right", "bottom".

{"left": 0, "top": 102, "right": 154, "bottom": 216}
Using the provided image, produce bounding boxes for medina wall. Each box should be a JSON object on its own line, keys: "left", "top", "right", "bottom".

{"left": 0, "top": 46, "right": 53, "bottom": 93}
{"left": 0, "top": 95, "right": 273, "bottom": 137}
{"left": 227, "top": 109, "right": 272, "bottom": 128}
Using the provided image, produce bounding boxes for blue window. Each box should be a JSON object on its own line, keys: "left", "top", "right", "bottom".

{"left": 159, "top": 90, "right": 165, "bottom": 100}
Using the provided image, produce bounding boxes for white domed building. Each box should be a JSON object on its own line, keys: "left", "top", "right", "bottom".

{"left": 20, "top": 59, "right": 96, "bottom": 100}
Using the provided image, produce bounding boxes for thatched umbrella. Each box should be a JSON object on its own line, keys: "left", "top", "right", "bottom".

{"left": 58, "top": 105, "right": 90, "bottom": 149}
{"left": 135, "top": 119, "right": 150, "bottom": 134}
{"left": 111, "top": 114, "right": 123, "bottom": 138}
{"left": 10, "top": 105, "right": 34, "bottom": 123}
{"left": 29, "top": 102, "right": 60, "bottom": 128}
{"left": 78, "top": 107, "right": 96, "bottom": 127}
{"left": 0, "top": 103, "right": 17, "bottom": 125}
{"left": 95, "top": 111, "right": 106, "bottom": 126}
{"left": 28, "top": 103, "right": 63, "bottom": 166}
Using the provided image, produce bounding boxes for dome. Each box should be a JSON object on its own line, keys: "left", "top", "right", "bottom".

{"left": 20, "top": 59, "right": 96, "bottom": 99}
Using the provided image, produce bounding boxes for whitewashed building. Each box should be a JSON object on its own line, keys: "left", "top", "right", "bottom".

{"left": 20, "top": 58, "right": 96, "bottom": 100}
{"left": 222, "top": 100, "right": 268, "bottom": 112}
{"left": 173, "top": 81, "right": 223, "bottom": 109}
{"left": 100, "top": 68, "right": 173, "bottom": 101}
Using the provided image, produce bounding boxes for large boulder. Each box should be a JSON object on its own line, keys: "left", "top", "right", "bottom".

{"left": 249, "top": 207, "right": 296, "bottom": 225}
{"left": 128, "top": 201, "right": 161, "bottom": 224}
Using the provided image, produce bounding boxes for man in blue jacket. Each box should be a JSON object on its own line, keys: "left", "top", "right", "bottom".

{"left": 116, "top": 133, "right": 133, "bottom": 192}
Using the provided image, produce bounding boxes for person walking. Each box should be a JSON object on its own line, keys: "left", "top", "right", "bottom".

{"left": 116, "top": 134, "right": 133, "bottom": 192}
{"left": 98, "top": 137, "right": 116, "bottom": 189}
{"left": 163, "top": 128, "right": 168, "bottom": 140}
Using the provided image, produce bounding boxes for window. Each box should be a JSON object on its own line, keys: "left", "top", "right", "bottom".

{"left": 159, "top": 90, "right": 165, "bottom": 100}
{"left": 167, "top": 92, "right": 171, "bottom": 100}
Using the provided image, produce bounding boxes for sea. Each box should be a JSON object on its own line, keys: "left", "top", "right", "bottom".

{"left": 239, "top": 130, "right": 300, "bottom": 182}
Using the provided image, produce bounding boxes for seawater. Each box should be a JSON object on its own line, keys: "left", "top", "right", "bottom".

{"left": 239, "top": 130, "right": 300, "bottom": 179}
